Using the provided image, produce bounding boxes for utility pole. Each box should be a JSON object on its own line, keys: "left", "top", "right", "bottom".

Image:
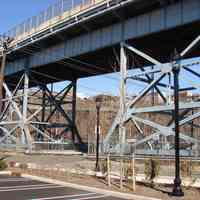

{"left": 0, "top": 36, "right": 12, "bottom": 112}
{"left": 0, "top": 40, "right": 7, "bottom": 112}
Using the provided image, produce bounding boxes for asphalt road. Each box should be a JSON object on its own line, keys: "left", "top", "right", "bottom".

{"left": 0, "top": 175, "right": 129, "bottom": 200}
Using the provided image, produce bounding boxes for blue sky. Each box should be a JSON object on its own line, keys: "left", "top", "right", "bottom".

{"left": 0, "top": 0, "right": 55, "bottom": 33}
{"left": 0, "top": 0, "right": 199, "bottom": 98}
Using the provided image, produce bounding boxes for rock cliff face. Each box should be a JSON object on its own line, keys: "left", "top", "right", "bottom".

{"left": 75, "top": 92, "right": 200, "bottom": 144}
{"left": 76, "top": 94, "right": 119, "bottom": 143}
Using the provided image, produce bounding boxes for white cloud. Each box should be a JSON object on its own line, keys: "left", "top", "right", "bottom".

{"left": 77, "top": 92, "right": 89, "bottom": 99}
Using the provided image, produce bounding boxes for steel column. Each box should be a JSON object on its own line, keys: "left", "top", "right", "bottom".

{"left": 119, "top": 42, "right": 127, "bottom": 154}
{"left": 22, "top": 71, "right": 32, "bottom": 151}
{"left": 72, "top": 79, "right": 77, "bottom": 145}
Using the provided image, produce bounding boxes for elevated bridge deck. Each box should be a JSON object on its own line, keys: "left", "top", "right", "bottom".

{"left": 1, "top": 0, "right": 199, "bottom": 86}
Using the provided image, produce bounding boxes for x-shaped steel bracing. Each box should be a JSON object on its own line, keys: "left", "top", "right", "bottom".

{"left": 104, "top": 34, "right": 200, "bottom": 155}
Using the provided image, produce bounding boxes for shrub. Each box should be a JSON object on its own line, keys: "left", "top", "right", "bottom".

{"left": 99, "top": 157, "right": 113, "bottom": 174}
{"left": 100, "top": 159, "right": 108, "bottom": 174}
{"left": 9, "top": 161, "right": 16, "bottom": 168}
{"left": 144, "top": 159, "right": 160, "bottom": 183}
{"left": 19, "top": 163, "right": 28, "bottom": 170}
{"left": 11, "top": 172, "right": 21, "bottom": 177}
{"left": 0, "top": 160, "right": 8, "bottom": 171}
{"left": 124, "top": 160, "right": 133, "bottom": 180}
{"left": 181, "top": 161, "right": 191, "bottom": 177}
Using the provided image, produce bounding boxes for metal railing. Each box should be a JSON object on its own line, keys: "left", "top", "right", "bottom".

{"left": 4, "top": 0, "right": 108, "bottom": 45}
{"left": 31, "top": 141, "right": 74, "bottom": 152}
{"left": 88, "top": 141, "right": 200, "bottom": 158}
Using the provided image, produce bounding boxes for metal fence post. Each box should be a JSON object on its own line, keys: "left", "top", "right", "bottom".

{"left": 107, "top": 154, "right": 111, "bottom": 187}
{"left": 132, "top": 154, "right": 136, "bottom": 191}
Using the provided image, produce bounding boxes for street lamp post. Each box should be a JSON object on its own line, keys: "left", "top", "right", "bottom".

{"left": 95, "top": 98, "right": 101, "bottom": 171}
{"left": 172, "top": 55, "right": 184, "bottom": 196}
{"left": 0, "top": 36, "right": 13, "bottom": 112}
{"left": 0, "top": 40, "right": 7, "bottom": 112}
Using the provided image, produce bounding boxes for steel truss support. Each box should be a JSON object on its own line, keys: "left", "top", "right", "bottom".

{"left": 0, "top": 70, "right": 83, "bottom": 151}
{"left": 104, "top": 35, "right": 200, "bottom": 157}
{"left": 119, "top": 43, "right": 127, "bottom": 155}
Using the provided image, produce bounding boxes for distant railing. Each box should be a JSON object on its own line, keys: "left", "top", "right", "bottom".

{"left": 4, "top": 0, "right": 109, "bottom": 46}
{"left": 32, "top": 141, "right": 74, "bottom": 152}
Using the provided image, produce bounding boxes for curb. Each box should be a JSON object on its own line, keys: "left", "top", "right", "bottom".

{"left": 22, "top": 174, "right": 162, "bottom": 200}
{"left": 0, "top": 171, "right": 11, "bottom": 175}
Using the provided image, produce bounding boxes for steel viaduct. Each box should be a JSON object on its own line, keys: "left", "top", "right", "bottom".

{"left": 0, "top": 0, "right": 200, "bottom": 154}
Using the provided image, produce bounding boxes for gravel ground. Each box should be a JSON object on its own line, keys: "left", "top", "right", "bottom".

{"left": 2, "top": 152, "right": 94, "bottom": 170}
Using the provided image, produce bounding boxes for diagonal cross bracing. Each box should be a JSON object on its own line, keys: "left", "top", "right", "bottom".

{"left": 104, "top": 36, "right": 200, "bottom": 155}
{"left": 0, "top": 70, "right": 83, "bottom": 151}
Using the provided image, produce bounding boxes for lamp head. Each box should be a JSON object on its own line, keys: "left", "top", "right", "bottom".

{"left": 95, "top": 96, "right": 102, "bottom": 109}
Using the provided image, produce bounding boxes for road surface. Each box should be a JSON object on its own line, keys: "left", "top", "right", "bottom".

{"left": 0, "top": 175, "right": 130, "bottom": 200}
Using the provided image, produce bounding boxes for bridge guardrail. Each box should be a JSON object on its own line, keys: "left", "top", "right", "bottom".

{"left": 4, "top": 0, "right": 111, "bottom": 47}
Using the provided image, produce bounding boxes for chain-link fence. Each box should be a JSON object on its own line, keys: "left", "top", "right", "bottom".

{"left": 0, "top": 141, "right": 74, "bottom": 153}
{"left": 0, "top": 144, "right": 29, "bottom": 152}
{"left": 88, "top": 141, "right": 200, "bottom": 158}
{"left": 97, "top": 156, "right": 200, "bottom": 188}
{"left": 31, "top": 141, "right": 74, "bottom": 152}
{"left": 88, "top": 141, "right": 137, "bottom": 156}
{"left": 88, "top": 142, "right": 104, "bottom": 154}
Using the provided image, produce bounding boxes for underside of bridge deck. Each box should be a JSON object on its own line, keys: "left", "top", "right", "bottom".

{"left": 5, "top": 20, "right": 200, "bottom": 87}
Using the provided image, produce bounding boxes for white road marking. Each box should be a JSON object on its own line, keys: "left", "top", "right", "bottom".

{"left": 0, "top": 185, "right": 65, "bottom": 192}
{"left": 68, "top": 194, "right": 109, "bottom": 200}
{"left": 0, "top": 178, "right": 30, "bottom": 182}
{"left": 28, "top": 193, "right": 98, "bottom": 200}
{"left": 0, "top": 183, "right": 54, "bottom": 189}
